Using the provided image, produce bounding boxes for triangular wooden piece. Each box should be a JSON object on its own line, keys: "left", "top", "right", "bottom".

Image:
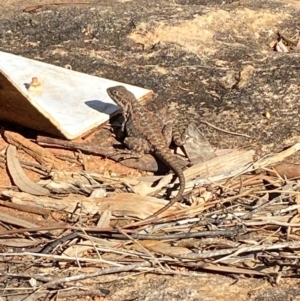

{"left": 0, "top": 51, "right": 152, "bottom": 139}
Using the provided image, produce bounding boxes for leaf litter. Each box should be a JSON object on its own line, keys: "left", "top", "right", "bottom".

{"left": 1, "top": 124, "right": 300, "bottom": 300}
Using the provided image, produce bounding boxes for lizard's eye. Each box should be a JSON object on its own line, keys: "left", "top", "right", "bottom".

{"left": 112, "top": 91, "right": 118, "bottom": 95}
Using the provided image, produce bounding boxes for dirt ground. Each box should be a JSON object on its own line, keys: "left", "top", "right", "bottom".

{"left": 1, "top": 0, "right": 300, "bottom": 300}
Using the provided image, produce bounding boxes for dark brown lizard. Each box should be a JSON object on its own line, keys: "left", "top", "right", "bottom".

{"left": 127, "top": 101, "right": 187, "bottom": 148}
{"left": 107, "top": 85, "right": 186, "bottom": 220}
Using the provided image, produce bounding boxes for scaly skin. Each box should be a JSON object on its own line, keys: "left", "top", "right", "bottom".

{"left": 107, "top": 85, "right": 185, "bottom": 219}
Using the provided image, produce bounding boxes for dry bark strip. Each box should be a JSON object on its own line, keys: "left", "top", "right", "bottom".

{"left": 3, "top": 131, "right": 61, "bottom": 169}
{"left": 6, "top": 145, "right": 50, "bottom": 196}
{"left": 0, "top": 199, "right": 50, "bottom": 217}
{"left": 2, "top": 190, "right": 181, "bottom": 218}
{"left": 0, "top": 211, "right": 41, "bottom": 228}
{"left": 37, "top": 135, "right": 160, "bottom": 171}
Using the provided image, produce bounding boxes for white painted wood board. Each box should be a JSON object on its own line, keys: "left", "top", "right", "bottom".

{"left": 0, "top": 51, "right": 152, "bottom": 139}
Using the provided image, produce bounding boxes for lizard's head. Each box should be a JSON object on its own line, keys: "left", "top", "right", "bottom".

{"left": 107, "top": 85, "right": 135, "bottom": 107}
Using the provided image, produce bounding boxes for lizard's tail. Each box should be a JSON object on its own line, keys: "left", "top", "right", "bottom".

{"left": 145, "top": 150, "right": 186, "bottom": 220}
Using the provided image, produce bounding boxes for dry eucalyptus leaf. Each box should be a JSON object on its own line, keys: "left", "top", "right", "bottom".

{"left": 6, "top": 145, "right": 50, "bottom": 196}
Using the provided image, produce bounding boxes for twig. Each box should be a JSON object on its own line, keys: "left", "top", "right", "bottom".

{"left": 53, "top": 288, "right": 109, "bottom": 298}
{"left": 116, "top": 226, "right": 164, "bottom": 269}
{"left": 23, "top": 2, "right": 90, "bottom": 13}
{"left": 178, "top": 241, "right": 300, "bottom": 260}
{"left": 41, "top": 232, "right": 80, "bottom": 254}
{"left": 240, "top": 184, "right": 296, "bottom": 220}
{"left": 200, "top": 120, "right": 251, "bottom": 138}
{"left": 0, "top": 225, "right": 245, "bottom": 240}
{"left": 36, "top": 135, "right": 133, "bottom": 161}
{"left": 42, "top": 261, "right": 153, "bottom": 288}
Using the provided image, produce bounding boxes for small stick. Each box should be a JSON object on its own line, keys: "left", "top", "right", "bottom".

{"left": 200, "top": 121, "right": 251, "bottom": 138}
{"left": 23, "top": 2, "right": 90, "bottom": 13}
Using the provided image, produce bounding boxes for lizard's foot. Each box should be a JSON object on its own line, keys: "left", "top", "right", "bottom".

{"left": 172, "top": 128, "right": 186, "bottom": 147}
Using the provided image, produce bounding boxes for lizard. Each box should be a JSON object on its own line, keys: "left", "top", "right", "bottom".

{"left": 107, "top": 85, "right": 186, "bottom": 220}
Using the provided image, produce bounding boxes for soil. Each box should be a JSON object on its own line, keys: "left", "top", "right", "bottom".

{"left": 1, "top": 0, "right": 300, "bottom": 300}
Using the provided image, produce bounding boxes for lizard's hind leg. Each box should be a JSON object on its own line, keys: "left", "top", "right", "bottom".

{"left": 124, "top": 137, "right": 152, "bottom": 154}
